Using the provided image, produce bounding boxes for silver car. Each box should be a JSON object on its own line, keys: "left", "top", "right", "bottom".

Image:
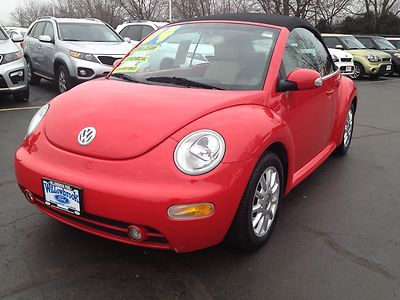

{"left": 0, "top": 26, "right": 29, "bottom": 101}
{"left": 24, "top": 17, "right": 132, "bottom": 93}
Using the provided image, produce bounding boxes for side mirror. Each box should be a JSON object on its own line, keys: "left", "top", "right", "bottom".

{"left": 113, "top": 59, "right": 122, "bottom": 68}
{"left": 39, "top": 35, "right": 52, "bottom": 43}
{"left": 335, "top": 44, "right": 344, "bottom": 50}
{"left": 124, "top": 37, "right": 131, "bottom": 43}
{"left": 277, "top": 69, "right": 322, "bottom": 93}
{"left": 12, "top": 34, "right": 24, "bottom": 43}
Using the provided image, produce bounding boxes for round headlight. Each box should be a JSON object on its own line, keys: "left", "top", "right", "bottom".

{"left": 26, "top": 104, "right": 49, "bottom": 137}
{"left": 174, "top": 129, "right": 225, "bottom": 175}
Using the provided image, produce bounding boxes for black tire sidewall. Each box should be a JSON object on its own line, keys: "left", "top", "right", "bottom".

{"left": 57, "top": 65, "right": 71, "bottom": 93}
{"left": 353, "top": 62, "right": 364, "bottom": 80}
{"left": 228, "top": 151, "right": 284, "bottom": 250}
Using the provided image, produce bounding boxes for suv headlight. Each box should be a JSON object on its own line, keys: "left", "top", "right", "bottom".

{"left": 174, "top": 129, "right": 225, "bottom": 175}
{"left": 331, "top": 54, "right": 339, "bottom": 62}
{"left": 26, "top": 104, "right": 49, "bottom": 137}
{"left": 364, "top": 54, "right": 380, "bottom": 62}
{"left": 69, "top": 50, "right": 98, "bottom": 63}
{"left": 1, "top": 51, "right": 22, "bottom": 64}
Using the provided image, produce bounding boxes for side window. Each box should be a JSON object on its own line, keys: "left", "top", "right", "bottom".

{"left": 43, "top": 22, "right": 54, "bottom": 40}
{"left": 357, "top": 38, "right": 375, "bottom": 49}
{"left": 141, "top": 26, "right": 154, "bottom": 39}
{"left": 323, "top": 37, "right": 341, "bottom": 48}
{"left": 126, "top": 25, "right": 143, "bottom": 41}
{"left": 32, "top": 22, "right": 46, "bottom": 39}
{"left": 119, "top": 26, "right": 129, "bottom": 37}
{"left": 283, "top": 28, "right": 334, "bottom": 76}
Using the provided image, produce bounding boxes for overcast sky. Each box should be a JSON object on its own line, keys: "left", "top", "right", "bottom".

{"left": 0, "top": 0, "right": 23, "bottom": 24}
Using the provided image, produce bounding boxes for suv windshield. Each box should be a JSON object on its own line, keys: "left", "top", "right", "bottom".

{"left": 111, "top": 23, "right": 279, "bottom": 90}
{"left": 59, "top": 23, "right": 122, "bottom": 42}
{"left": 340, "top": 36, "right": 366, "bottom": 50}
{"left": 0, "top": 27, "right": 8, "bottom": 40}
{"left": 373, "top": 37, "right": 396, "bottom": 50}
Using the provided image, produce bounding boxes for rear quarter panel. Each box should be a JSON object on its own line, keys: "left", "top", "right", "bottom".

{"left": 332, "top": 75, "right": 357, "bottom": 145}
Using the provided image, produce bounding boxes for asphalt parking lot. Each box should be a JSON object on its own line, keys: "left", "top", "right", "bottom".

{"left": 1, "top": 77, "right": 400, "bottom": 299}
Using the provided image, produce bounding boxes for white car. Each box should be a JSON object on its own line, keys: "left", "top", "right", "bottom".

{"left": 116, "top": 21, "right": 168, "bottom": 46}
{"left": 328, "top": 48, "right": 355, "bottom": 76}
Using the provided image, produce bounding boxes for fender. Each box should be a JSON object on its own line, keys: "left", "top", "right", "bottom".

{"left": 332, "top": 75, "right": 357, "bottom": 146}
{"left": 171, "top": 104, "right": 295, "bottom": 192}
{"left": 53, "top": 52, "right": 71, "bottom": 77}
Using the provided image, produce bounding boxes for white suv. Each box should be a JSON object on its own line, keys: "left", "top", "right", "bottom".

{"left": 116, "top": 21, "right": 168, "bottom": 45}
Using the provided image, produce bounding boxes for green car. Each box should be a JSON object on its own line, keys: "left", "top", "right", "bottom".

{"left": 322, "top": 34, "right": 392, "bottom": 79}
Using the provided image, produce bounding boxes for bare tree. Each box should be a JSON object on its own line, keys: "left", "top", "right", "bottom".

{"left": 315, "top": 0, "right": 354, "bottom": 25}
{"left": 11, "top": 0, "right": 53, "bottom": 27}
{"left": 115, "top": 0, "right": 167, "bottom": 21}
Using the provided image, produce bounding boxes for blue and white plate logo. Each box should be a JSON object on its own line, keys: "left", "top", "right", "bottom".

{"left": 43, "top": 180, "right": 80, "bottom": 215}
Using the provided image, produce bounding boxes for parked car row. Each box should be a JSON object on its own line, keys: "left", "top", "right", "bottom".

{"left": 322, "top": 33, "right": 400, "bottom": 79}
{"left": 2, "top": 16, "right": 400, "bottom": 102}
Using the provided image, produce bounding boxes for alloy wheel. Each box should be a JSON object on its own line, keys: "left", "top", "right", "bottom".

{"left": 252, "top": 166, "right": 280, "bottom": 237}
{"left": 58, "top": 70, "right": 67, "bottom": 93}
{"left": 343, "top": 107, "right": 354, "bottom": 148}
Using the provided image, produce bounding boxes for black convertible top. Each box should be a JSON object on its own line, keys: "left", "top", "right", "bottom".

{"left": 181, "top": 13, "right": 322, "bottom": 40}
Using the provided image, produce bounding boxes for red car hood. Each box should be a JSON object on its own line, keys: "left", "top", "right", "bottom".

{"left": 44, "top": 79, "right": 264, "bottom": 160}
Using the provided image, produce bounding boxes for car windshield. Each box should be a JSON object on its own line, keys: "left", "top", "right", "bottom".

{"left": 340, "top": 36, "right": 366, "bottom": 49}
{"left": 111, "top": 23, "right": 279, "bottom": 91}
{"left": 59, "top": 23, "right": 122, "bottom": 42}
{"left": 373, "top": 38, "right": 396, "bottom": 50}
{"left": 0, "top": 27, "right": 8, "bottom": 40}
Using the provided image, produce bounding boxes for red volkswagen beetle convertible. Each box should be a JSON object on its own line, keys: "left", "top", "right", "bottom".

{"left": 15, "top": 14, "right": 357, "bottom": 252}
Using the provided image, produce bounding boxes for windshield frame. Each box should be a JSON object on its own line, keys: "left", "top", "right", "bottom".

{"left": 0, "top": 27, "right": 8, "bottom": 40}
{"left": 58, "top": 22, "right": 123, "bottom": 42}
{"left": 109, "top": 22, "right": 280, "bottom": 91}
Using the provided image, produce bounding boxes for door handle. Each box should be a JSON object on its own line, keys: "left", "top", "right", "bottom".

{"left": 326, "top": 89, "right": 334, "bottom": 96}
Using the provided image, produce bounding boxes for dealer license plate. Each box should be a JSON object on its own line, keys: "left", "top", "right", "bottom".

{"left": 42, "top": 179, "right": 82, "bottom": 215}
{"left": 387, "top": 65, "right": 392, "bottom": 71}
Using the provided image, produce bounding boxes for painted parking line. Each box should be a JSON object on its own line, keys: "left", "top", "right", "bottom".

{"left": 0, "top": 106, "right": 41, "bottom": 112}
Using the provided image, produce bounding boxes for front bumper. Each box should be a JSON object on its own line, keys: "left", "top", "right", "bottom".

{"left": 69, "top": 55, "right": 123, "bottom": 82}
{"left": 335, "top": 61, "right": 354, "bottom": 75}
{"left": 0, "top": 58, "right": 28, "bottom": 94}
{"left": 15, "top": 130, "right": 255, "bottom": 252}
{"left": 363, "top": 61, "right": 392, "bottom": 75}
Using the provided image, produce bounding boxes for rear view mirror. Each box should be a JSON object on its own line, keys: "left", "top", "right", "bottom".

{"left": 12, "top": 34, "right": 24, "bottom": 43}
{"left": 277, "top": 69, "right": 322, "bottom": 92}
{"left": 124, "top": 37, "right": 131, "bottom": 43}
{"left": 335, "top": 44, "right": 344, "bottom": 50}
{"left": 39, "top": 35, "right": 52, "bottom": 43}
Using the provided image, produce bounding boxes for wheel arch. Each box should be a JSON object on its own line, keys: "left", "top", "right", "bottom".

{"left": 262, "top": 142, "right": 289, "bottom": 193}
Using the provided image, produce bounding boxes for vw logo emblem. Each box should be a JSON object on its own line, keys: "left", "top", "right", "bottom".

{"left": 78, "top": 127, "right": 96, "bottom": 146}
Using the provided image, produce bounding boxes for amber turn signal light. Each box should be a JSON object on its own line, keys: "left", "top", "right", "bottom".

{"left": 168, "top": 203, "right": 214, "bottom": 219}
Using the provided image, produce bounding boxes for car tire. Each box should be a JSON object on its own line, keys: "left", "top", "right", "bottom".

{"left": 350, "top": 62, "right": 364, "bottom": 80}
{"left": 336, "top": 103, "right": 355, "bottom": 155}
{"left": 26, "top": 58, "right": 41, "bottom": 85}
{"left": 226, "top": 151, "right": 284, "bottom": 250}
{"left": 13, "top": 88, "right": 30, "bottom": 102}
{"left": 56, "top": 65, "right": 72, "bottom": 94}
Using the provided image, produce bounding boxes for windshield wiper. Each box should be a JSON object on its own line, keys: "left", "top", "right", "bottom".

{"left": 145, "top": 76, "right": 224, "bottom": 90}
{"left": 62, "top": 39, "right": 81, "bottom": 41}
{"left": 110, "top": 73, "right": 148, "bottom": 84}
